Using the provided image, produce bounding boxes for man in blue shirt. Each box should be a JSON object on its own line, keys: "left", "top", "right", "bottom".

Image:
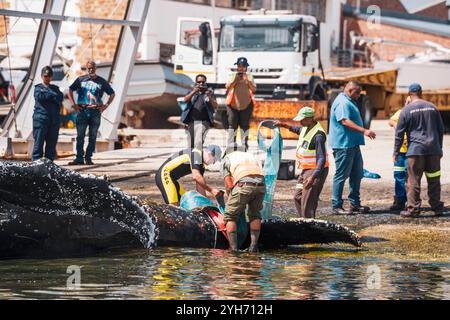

{"left": 67, "top": 61, "right": 115, "bottom": 165}
{"left": 329, "top": 81, "right": 376, "bottom": 215}
{"left": 32, "top": 66, "right": 64, "bottom": 161}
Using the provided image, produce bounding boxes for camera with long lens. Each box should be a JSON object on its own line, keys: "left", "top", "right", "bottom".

{"left": 198, "top": 83, "right": 209, "bottom": 92}
{"left": 197, "top": 83, "right": 212, "bottom": 94}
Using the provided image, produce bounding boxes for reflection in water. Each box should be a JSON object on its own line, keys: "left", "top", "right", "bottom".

{"left": 0, "top": 247, "right": 448, "bottom": 300}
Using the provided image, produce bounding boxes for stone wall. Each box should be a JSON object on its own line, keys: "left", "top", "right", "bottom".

{"left": 77, "top": 0, "right": 128, "bottom": 63}
{"left": 0, "top": 0, "right": 9, "bottom": 56}
{"left": 345, "top": 16, "right": 450, "bottom": 62}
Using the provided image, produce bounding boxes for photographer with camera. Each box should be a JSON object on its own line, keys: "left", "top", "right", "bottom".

{"left": 225, "top": 57, "right": 256, "bottom": 151}
{"left": 182, "top": 74, "right": 218, "bottom": 162}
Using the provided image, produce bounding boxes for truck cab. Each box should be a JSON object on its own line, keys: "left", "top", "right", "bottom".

{"left": 173, "top": 11, "right": 321, "bottom": 124}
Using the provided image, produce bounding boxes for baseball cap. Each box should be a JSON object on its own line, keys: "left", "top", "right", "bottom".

{"left": 293, "top": 106, "right": 315, "bottom": 121}
{"left": 234, "top": 57, "right": 249, "bottom": 67}
{"left": 408, "top": 83, "right": 422, "bottom": 93}
{"left": 41, "top": 66, "right": 53, "bottom": 77}
{"left": 206, "top": 144, "right": 222, "bottom": 159}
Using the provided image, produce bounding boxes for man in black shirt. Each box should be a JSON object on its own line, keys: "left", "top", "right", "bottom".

{"left": 181, "top": 74, "right": 218, "bottom": 161}
{"left": 394, "top": 83, "right": 445, "bottom": 217}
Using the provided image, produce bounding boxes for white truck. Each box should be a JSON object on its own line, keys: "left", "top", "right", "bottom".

{"left": 173, "top": 10, "right": 327, "bottom": 127}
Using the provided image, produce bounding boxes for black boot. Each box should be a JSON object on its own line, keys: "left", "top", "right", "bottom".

{"left": 389, "top": 197, "right": 405, "bottom": 211}
{"left": 227, "top": 231, "right": 238, "bottom": 252}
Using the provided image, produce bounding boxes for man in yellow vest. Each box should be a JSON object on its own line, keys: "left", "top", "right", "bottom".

{"left": 221, "top": 146, "right": 265, "bottom": 252}
{"left": 275, "top": 107, "right": 329, "bottom": 218}
{"left": 388, "top": 96, "right": 410, "bottom": 211}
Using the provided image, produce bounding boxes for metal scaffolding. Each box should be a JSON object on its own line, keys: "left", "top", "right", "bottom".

{"left": 0, "top": 0, "right": 151, "bottom": 155}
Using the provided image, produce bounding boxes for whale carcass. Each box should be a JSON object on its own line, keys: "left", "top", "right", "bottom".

{"left": 0, "top": 159, "right": 360, "bottom": 259}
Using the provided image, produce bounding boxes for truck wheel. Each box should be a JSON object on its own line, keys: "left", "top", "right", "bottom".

{"left": 357, "top": 94, "right": 373, "bottom": 129}
{"left": 309, "top": 76, "right": 328, "bottom": 101}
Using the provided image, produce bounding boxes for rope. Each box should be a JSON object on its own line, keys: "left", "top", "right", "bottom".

{"left": 89, "top": 22, "right": 94, "bottom": 61}
{"left": 204, "top": 210, "right": 218, "bottom": 249}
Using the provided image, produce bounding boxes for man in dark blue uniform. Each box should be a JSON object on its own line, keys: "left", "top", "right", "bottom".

{"left": 32, "top": 66, "right": 64, "bottom": 161}
{"left": 67, "top": 61, "right": 115, "bottom": 165}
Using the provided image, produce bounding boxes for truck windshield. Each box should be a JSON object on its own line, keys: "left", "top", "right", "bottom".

{"left": 219, "top": 23, "right": 300, "bottom": 52}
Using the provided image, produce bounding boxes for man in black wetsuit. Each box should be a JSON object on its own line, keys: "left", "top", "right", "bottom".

{"left": 155, "top": 144, "right": 222, "bottom": 206}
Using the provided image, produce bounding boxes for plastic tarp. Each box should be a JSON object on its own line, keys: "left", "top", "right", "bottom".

{"left": 257, "top": 120, "right": 283, "bottom": 221}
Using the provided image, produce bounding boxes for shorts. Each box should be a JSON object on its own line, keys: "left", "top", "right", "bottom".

{"left": 224, "top": 183, "right": 265, "bottom": 223}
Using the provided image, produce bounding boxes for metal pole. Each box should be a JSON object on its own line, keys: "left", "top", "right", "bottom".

{"left": 1, "top": 0, "right": 67, "bottom": 139}
{"left": 271, "top": 0, "right": 276, "bottom": 10}
{"left": 98, "top": 0, "right": 151, "bottom": 142}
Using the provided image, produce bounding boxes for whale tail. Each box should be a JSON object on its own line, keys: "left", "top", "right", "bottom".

{"left": 259, "top": 218, "right": 362, "bottom": 248}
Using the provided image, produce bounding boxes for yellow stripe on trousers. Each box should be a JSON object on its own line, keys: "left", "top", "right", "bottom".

{"left": 425, "top": 170, "right": 441, "bottom": 178}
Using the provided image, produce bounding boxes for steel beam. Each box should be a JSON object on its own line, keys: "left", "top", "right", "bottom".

{"left": 98, "top": 0, "right": 151, "bottom": 142}
{"left": 1, "top": 0, "right": 67, "bottom": 140}
{"left": 0, "top": 8, "right": 141, "bottom": 27}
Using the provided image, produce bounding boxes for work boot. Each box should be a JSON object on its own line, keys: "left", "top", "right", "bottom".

{"left": 68, "top": 159, "right": 84, "bottom": 166}
{"left": 400, "top": 210, "right": 420, "bottom": 218}
{"left": 248, "top": 229, "right": 260, "bottom": 253}
{"left": 433, "top": 203, "right": 445, "bottom": 217}
{"left": 389, "top": 197, "right": 406, "bottom": 211}
{"left": 332, "top": 207, "right": 354, "bottom": 215}
{"left": 85, "top": 158, "right": 95, "bottom": 165}
{"left": 246, "top": 245, "right": 259, "bottom": 253}
{"left": 227, "top": 231, "right": 239, "bottom": 252}
{"left": 350, "top": 204, "right": 371, "bottom": 214}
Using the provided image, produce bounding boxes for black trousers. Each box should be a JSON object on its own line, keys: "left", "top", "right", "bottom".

{"left": 226, "top": 102, "right": 253, "bottom": 151}
{"left": 406, "top": 155, "right": 443, "bottom": 213}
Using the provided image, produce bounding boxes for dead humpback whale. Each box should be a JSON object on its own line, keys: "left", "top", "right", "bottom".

{"left": 0, "top": 159, "right": 360, "bottom": 259}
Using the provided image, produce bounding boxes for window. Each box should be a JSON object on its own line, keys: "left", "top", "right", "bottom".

{"left": 219, "top": 23, "right": 300, "bottom": 52}
{"left": 179, "top": 21, "right": 212, "bottom": 53}
{"left": 179, "top": 20, "right": 213, "bottom": 65}
{"left": 277, "top": 0, "right": 327, "bottom": 22}
{"left": 302, "top": 23, "right": 318, "bottom": 52}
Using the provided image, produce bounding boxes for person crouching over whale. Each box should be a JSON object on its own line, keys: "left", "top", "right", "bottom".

{"left": 156, "top": 145, "right": 222, "bottom": 206}
{"left": 221, "top": 146, "right": 265, "bottom": 252}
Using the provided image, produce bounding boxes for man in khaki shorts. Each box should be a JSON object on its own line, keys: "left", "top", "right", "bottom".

{"left": 221, "top": 147, "right": 265, "bottom": 252}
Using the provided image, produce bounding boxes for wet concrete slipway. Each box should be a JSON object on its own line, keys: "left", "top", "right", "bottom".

{"left": 0, "top": 120, "right": 449, "bottom": 299}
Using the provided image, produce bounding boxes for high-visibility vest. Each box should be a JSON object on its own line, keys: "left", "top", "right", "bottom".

{"left": 296, "top": 122, "right": 329, "bottom": 170}
{"left": 225, "top": 151, "right": 263, "bottom": 185}
{"left": 225, "top": 73, "right": 256, "bottom": 108}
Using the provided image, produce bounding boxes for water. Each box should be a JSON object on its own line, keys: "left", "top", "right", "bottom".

{"left": 0, "top": 247, "right": 448, "bottom": 300}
